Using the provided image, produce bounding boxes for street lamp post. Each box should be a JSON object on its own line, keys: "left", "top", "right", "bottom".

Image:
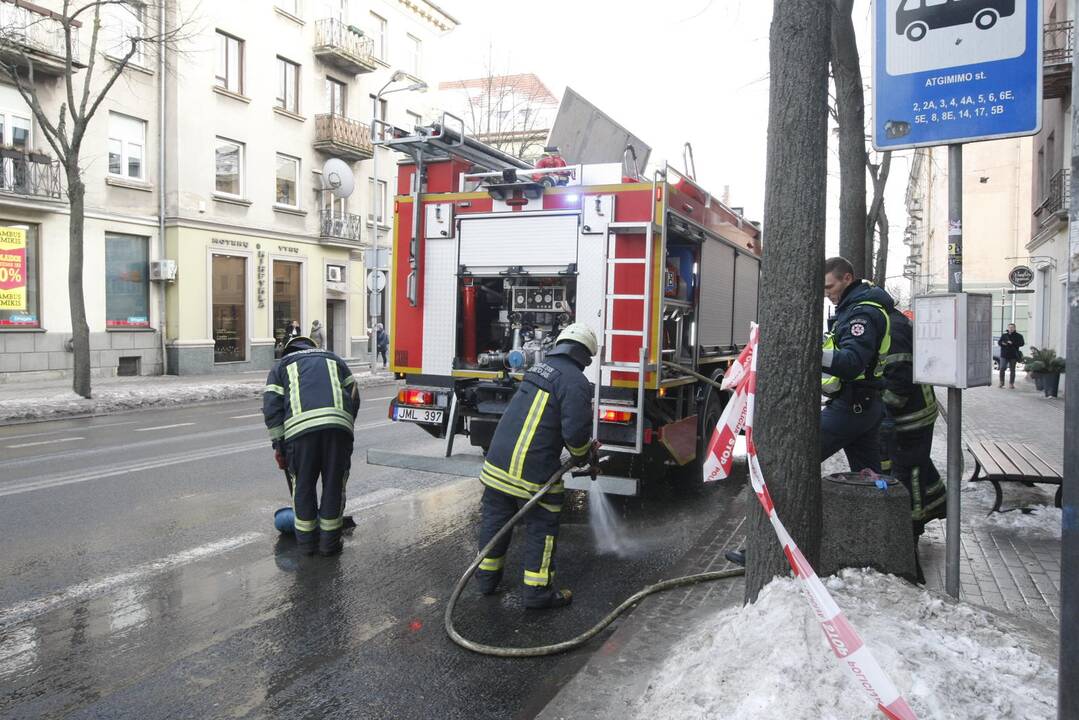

{"left": 369, "top": 71, "right": 427, "bottom": 363}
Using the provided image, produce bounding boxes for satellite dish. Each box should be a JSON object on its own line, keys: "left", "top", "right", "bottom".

{"left": 322, "top": 158, "right": 355, "bottom": 199}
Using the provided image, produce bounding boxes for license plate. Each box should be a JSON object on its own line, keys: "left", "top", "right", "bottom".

{"left": 395, "top": 407, "right": 444, "bottom": 425}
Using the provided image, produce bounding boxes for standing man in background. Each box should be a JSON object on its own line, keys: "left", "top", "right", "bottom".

{"left": 998, "top": 323, "right": 1025, "bottom": 389}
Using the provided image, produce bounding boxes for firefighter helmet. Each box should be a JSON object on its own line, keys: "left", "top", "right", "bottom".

{"left": 555, "top": 323, "right": 598, "bottom": 356}
{"left": 283, "top": 335, "right": 315, "bottom": 354}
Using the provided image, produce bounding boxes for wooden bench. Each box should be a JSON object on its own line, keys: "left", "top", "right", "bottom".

{"left": 967, "top": 440, "right": 1063, "bottom": 514}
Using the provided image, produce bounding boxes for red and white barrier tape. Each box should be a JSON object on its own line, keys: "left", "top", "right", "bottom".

{"left": 705, "top": 323, "right": 918, "bottom": 720}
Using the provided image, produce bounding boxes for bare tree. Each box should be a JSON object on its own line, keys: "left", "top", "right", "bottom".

{"left": 0, "top": 1, "right": 191, "bottom": 397}
{"left": 746, "top": 0, "right": 831, "bottom": 602}
{"left": 868, "top": 151, "right": 893, "bottom": 284}
{"left": 831, "top": 0, "right": 867, "bottom": 278}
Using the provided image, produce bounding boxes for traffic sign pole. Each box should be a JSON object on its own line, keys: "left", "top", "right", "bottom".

{"left": 945, "top": 144, "right": 963, "bottom": 600}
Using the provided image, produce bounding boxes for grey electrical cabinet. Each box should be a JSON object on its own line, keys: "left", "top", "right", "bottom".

{"left": 912, "top": 292, "right": 993, "bottom": 389}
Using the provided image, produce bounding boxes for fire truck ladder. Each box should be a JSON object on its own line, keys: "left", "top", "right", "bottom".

{"left": 593, "top": 218, "right": 656, "bottom": 455}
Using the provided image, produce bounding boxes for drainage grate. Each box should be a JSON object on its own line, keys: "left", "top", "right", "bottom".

{"left": 117, "top": 356, "right": 141, "bottom": 376}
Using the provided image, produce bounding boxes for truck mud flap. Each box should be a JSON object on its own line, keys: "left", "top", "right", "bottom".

{"left": 564, "top": 474, "right": 640, "bottom": 496}
{"left": 366, "top": 449, "right": 484, "bottom": 478}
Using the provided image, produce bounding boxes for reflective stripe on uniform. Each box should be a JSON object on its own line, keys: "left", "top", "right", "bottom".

{"left": 319, "top": 516, "right": 343, "bottom": 532}
{"left": 264, "top": 384, "right": 285, "bottom": 395}
{"left": 286, "top": 363, "right": 302, "bottom": 414}
{"left": 268, "top": 424, "right": 284, "bottom": 440}
{"left": 478, "top": 556, "right": 504, "bottom": 572}
{"left": 509, "top": 390, "right": 549, "bottom": 478}
{"left": 283, "top": 406, "right": 355, "bottom": 440}
{"left": 294, "top": 516, "right": 318, "bottom": 532}
{"left": 568, "top": 440, "right": 591, "bottom": 457}
{"left": 326, "top": 358, "right": 344, "bottom": 411}
{"left": 882, "top": 353, "right": 913, "bottom": 366}
{"left": 342, "top": 374, "right": 356, "bottom": 387}
{"left": 523, "top": 535, "right": 555, "bottom": 587}
{"left": 481, "top": 460, "right": 564, "bottom": 495}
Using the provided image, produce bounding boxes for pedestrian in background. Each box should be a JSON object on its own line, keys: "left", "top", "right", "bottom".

{"left": 310, "top": 319, "right": 324, "bottom": 349}
{"left": 998, "top": 323, "right": 1024, "bottom": 389}
{"left": 376, "top": 323, "right": 389, "bottom": 368}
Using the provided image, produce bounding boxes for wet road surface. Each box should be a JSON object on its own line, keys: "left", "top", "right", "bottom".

{"left": 0, "top": 391, "right": 744, "bottom": 719}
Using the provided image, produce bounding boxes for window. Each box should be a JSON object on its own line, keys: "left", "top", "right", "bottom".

{"left": 108, "top": 112, "right": 146, "bottom": 180}
{"left": 276, "top": 57, "right": 300, "bottom": 113}
{"left": 322, "top": 188, "right": 347, "bottom": 215}
{"left": 273, "top": 260, "right": 302, "bottom": 345}
{"left": 212, "top": 254, "right": 247, "bottom": 362}
{"left": 0, "top": 108, "right": 31, "bottom": 191}
{"left": 0, "top": 223, "right": 39, "bottom": 328}
{"left": 275, "top": 154, "right": 300, "bottom": 208}
{"left": 215, "top": 31, "right": 244, "bottom": 94}
{"left": 320, "top": 0, "right": 346, "bottom": 20}
{"left": 276, "top": 0, "right": 300, "bottom": 16}
{"left": 406, "top": 110, "right": 422, "bottom": 130}
{"left": 370, "top": 12, "right": 386, "bottom": 60}
{"left": 369, "top": 93, "right": 387, "bottom": 138}
{"left": 367, "top": 178, "right": 387, "bottom": 223}
{"left": 214, "top": 138, "right": 244, "bottom": 197}
{"left": 102, "top": 2, "right": 147, "bottom": 66}
{"left": 406, "top": 34, "right": 421, "bottom": 76}
{"left": 105, "top": 233, "right": 150, "bottom": 328}
{"left": 326, "top": 77, "right": 347, "bottom": 115}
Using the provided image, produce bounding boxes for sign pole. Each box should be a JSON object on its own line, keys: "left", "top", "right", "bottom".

{"left": 945, "top": 144, "right": 963, "bottom": 600}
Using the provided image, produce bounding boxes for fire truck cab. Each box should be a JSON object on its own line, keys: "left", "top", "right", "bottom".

{"left": 376, "top": 114, "right": 760, "bottom": 495}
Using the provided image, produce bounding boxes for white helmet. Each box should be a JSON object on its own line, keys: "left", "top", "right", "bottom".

{"left": 555, "top": 322, "right": 598, "bottom": 356}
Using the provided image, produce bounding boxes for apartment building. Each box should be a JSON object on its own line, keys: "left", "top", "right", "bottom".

{"left": 1026, "top": 0, "right": 1072, "bottom": 355}
{"left": 901, "top": 138, "right": 1035, "bottom": 339}
{"left": 0, "top": 0, "right": 458, "bottom": 381}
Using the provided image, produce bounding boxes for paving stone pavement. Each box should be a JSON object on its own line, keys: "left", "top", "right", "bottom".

{"left": 538, "top": 376, "right": 1065, "bottom": 719}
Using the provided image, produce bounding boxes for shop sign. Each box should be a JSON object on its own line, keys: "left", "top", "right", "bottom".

{"left": 257, "top": 246, "right": 266, "bottom": 309}
{"left": 277, "top": 245, "right": 300, "bottom": 254}
{"left": 0, "top": 227, "right": 27, "bottom": 311}
{"left": 212, "top": 237, "right": 249, "bottom": 249}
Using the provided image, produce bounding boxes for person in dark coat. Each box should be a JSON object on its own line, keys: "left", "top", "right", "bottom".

{"left": 376, "top": 323, "right": 389, "bottom": 368}
{"left": 998, "top": 323, "right": 1025, "bottom": 388}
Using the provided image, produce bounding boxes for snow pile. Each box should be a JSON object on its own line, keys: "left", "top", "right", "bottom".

{"left": 0, "top": 373, "right": 392, "bottom": 424}
{"left": 632, "top": 569, "right": 1057, "bottom": 720}
{"left": 982, "top": 505, "right": 1063, "bottom": 540}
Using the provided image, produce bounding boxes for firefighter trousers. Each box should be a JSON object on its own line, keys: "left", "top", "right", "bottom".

{"left": 474, "top": 486, "right": 562, "bottom": 600}
{"left": 881, "top": 421, "right": 946, "bottom": 536}
{"left": 821, "top": 396, "right": 883, "bottom": 473}
{"left": 284, "top": 429, "right": 353, "bottom": 551}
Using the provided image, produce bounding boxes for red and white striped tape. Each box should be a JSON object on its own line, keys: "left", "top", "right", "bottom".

{"left": 708, "top": 323, "right": 918, "bottom": 720}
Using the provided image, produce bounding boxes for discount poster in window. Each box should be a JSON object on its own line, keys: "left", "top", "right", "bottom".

{"left": 0, "top": 227, "right": 27, "bottom": 311}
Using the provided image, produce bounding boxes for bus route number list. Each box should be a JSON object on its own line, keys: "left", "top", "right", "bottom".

{"left": 913, "top": 89, "right": 1017, "bottom": 126}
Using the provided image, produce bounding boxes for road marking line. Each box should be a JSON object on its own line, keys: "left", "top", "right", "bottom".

{"left": 0, "top": 421, "right": 137, "bottom": 442}
{"left": 7, "top": 437, "right": 85, "bottom": 449}
{"left": 135, "top": 422, "right": 195, "bottom": 432}
{"left": 0, "top": 533, "right": 264, "bottom": 629}
{"left": 367, "top": 395, "right": 396, "bottom": 402}
{"left": 229, "top": 413, "right": 263, "bottom": 419}
{"left": 343, "top": 487, "right": 405, "bottom": 515}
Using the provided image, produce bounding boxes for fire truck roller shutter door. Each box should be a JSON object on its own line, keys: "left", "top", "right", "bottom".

{"left": 732, "top": 252, "right": 760, "bottom": 346}
{"left": 698, "top": 240, "right": 737, "bottom": 349}
{"left": 458, "top": 215, "right": 579, "bottom": 272}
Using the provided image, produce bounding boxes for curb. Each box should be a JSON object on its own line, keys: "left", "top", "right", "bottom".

{"left": 0, "top": 374, "right": 399, "bottom": 427}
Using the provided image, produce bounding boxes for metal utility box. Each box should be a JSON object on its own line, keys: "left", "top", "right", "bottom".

{"left": 912, "top": 292, "right": 993, "bottom": 389}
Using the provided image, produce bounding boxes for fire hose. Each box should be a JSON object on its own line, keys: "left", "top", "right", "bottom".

{"left": 444, "top": 455, "right": 745, "bottom": 658}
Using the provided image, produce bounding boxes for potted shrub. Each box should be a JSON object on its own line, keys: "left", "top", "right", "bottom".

{"left": 1023, "top": 347, "right": 1047, "bottom": 391}
{"left": 1042, "top": 353, "right": 1065, "bottom": 398}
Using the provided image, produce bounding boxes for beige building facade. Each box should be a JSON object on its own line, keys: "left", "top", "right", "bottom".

{"left": 0, "top": 0, "right": 457, "bottom": 381}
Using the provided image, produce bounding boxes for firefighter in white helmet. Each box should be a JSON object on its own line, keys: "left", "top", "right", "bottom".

{"left": 473, "top": 322, "right": 599, "bottom": 609}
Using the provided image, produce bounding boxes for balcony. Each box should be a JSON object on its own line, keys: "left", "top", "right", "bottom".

{"left": 1044, "top": 20, "right": 1073, "bottom": 99}
{"left": 0, "top": 1, "right": 84, "bottom": 76}
{"left": 319, "top": 209, "right": 364, "bottom": 247}
{"left": 313, "top": 19, "right": 378, "bottom": 75}
{"left": 1036, "top": 168, "right": 1070, "bottom": 228}
{"left": 0, "top": 152, "right": 63, "bottom": 201}
{"left": 313, "top": 114, "right": 374, "bottom": 161}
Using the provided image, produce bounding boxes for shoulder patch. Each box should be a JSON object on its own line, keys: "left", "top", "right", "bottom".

{"left": 850, "top": 321, "right": 866, "bottom": 337}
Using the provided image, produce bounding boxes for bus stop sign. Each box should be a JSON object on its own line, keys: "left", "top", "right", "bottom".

{"left": 872, "top": 0, "right": 1042, "bottom": 150}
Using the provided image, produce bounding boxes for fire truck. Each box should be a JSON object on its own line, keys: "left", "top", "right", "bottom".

{"left": 374, "top": 114, "right": 760, "bottom": 495}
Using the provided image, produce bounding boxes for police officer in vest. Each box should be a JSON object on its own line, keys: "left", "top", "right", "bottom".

{"left": 821, "top": 257, "right": 895, "bottom": 472}
{"left": 474, "top": 323, "right": 598, "bottom": 609}
{"left": 263, "top": 335, "right": 360, "bottom": 556}
{"left": 879, "top": 308, "right": 946, "bottom": 540}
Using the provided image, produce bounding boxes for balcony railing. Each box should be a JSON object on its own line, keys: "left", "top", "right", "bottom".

{"left": 313, "top": 18, "right": 378, "bottom": 75}
{"left": 0, "top": 1, "right": 82, "bottom": 75}
{"left": 313, "top": 113, "right": 374, "bottom": 161}
{"left": 1044, "top": 21, "right": 1073, "bottom": 98}
{"left": 0, "top": 153, "right": 63, "bottom": 200}
{"left": 320, "top": 209, "right": 364, "bottom": 245}
{"left": 1038, "top": 168, "right": 1070, "bottom": 226}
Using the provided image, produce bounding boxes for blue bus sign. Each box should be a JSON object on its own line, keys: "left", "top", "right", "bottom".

{"left": 873, "top": 0, "right": 1042, "bottom": 150}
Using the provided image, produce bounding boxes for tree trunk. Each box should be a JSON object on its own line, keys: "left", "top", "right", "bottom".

{"left": 746, "top": 0, "right": 831, "bottom": 603}
{"left": 66, "top": 170, "right": 91, "bottom": 398}
{"left": 873, "top": 202, "right": 890, "bottom": 285}
{"left": 831, "top": 0, "right": 867, "bottom": 278}
{"left": 866, "top": 152, "right": 893, "bottom": 284}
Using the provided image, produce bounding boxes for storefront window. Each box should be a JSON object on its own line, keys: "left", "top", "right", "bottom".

{"left": 0, "top": 222, "right": 39, "bottom": 328}
{"left": 212, "top": 253, "right": 246, "bottom": 362}
{"left": 273, "top": 260, "right": 301, "bottom": 345}
{"left": 105, "top": 233, "right": 150, "bottom": 328}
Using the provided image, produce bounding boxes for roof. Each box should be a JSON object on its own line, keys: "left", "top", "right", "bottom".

{"left": 439, "top": 73, "right": 559, "bottom": 105}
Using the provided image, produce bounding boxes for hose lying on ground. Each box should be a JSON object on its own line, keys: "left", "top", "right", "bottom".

{"left": 444, "top": 456, "right": 745, "bottom": 658}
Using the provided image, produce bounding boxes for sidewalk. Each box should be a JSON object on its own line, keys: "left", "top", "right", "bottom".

{"left": 0, "top": 364, "right": 399, "bottom": 425}
{"left": 538, "top": 377, "right": 1064, "bottom": 719}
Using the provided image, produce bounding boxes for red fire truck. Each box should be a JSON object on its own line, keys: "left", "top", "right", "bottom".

{"left": 374, "top": 114, "right": 760, "bottom": 495}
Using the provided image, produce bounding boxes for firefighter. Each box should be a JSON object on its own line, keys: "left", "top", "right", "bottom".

{"left": 879, "top": 308, "right": 946, "bottom": 539}
{"left": 820, "top": 256, "right": 894, "bottom": 473}
{"left": 263, "top": 335, "right": 360, "bottom": 556}
{"left": 474, "top": 323, "right": 598, "bottom": 609}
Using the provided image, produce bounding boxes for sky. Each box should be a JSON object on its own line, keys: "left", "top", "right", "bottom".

{"left": 433, "top": 0, "right": 912, "bottom": 288}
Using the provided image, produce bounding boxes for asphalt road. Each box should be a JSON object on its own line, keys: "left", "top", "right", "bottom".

{"left": 0, "top": 388, "right": 744, "bottom": 720}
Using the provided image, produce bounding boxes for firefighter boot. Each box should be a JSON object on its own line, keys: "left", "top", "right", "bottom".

{"left": 474, "top": 567, "right": 503, "bottom": 595}
{"left": 523, "top": 587, "right": 573, "bottom": 610}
